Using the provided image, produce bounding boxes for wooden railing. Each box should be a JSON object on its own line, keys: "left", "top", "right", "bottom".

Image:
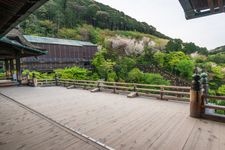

{"left": 33, "top": 73, "right": 225, "bottom": 122}
{"left": 37, "top": 79, "right": 191, "bottom": 101}
{"left": 203, "top": 95, "right": 225, "bottom": 111}
{"left": 37, "top": 79, "right": 56, "bottom": 86}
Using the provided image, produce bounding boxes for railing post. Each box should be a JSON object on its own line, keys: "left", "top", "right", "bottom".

{"left": 201, "top": 72, "right": 208, "bottom": 103}
{"left": 55, "top": 73, "right": 59, "bottom": 86}
{"left": 160, "top": 87, "right": 164, "bottom": 100}
{"left": 133, "top": 84, "right": 137, "bottom": 92}
{"left": 113, "top": 82, "right": 116, "bottom": 93}
{"left": 32, "top": 73, "right": 37, "bottom": 87}
{"left": 190, "top": 72, "right": 203, "bottom": 118}
{"left": 83, "top": 81, "right": 87, "bottom": 89}
{"left": 97, "top": 81, "right": 101, "bottom": 91}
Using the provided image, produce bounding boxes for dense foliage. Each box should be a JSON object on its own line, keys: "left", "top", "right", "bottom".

{"left": 22, "top": 67, "right": 99, "bottom": 81}
{"left": 165, "top": 39, "right": 208, "bottom": 55}
{"left": 91, "top": 48, "right": 170, "bottom": 85}
{"left": 20, "top": 0, "right": 169, "bottom": 39}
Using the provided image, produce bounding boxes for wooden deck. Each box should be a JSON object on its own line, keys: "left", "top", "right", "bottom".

{"left": 0, "top": 90, "right": 111, "bottom": 150}
{"left": 1, "top": 86, "right": 225, "bottom": 150}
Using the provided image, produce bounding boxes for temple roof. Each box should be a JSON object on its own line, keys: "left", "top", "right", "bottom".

{"left": 24, "top": 35, "right": 97, "bottom": 47}
{"left": 0, "top": 29, "right": 47, "bottom": 60}
{"left": 0, "top": 0, "right": 48, "bottom": 37}
{"left": 179, "top": 0, "right": 225, "bottom": 19}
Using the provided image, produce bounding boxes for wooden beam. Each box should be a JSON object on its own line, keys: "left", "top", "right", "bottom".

{"left": 207, "top": 0, "right": 215, "bottom": 13}
{"left": 218, "top": 0, "right": 224, "bottom": 11}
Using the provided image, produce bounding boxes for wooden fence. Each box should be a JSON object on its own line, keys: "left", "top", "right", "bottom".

{"left": 37, "top": 79, "right": 191, "bottom": 101}
{"left": 203, "top": 95, "right": 225, "bottom": 111}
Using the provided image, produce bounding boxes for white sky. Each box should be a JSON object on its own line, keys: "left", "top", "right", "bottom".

{"left": 95, "top": 0, "right": 225, "bottom": 50}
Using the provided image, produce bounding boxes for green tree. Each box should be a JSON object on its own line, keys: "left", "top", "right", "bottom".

{"left": 165, "top": 39, "right": 183, "bottom": 52}
{"left": 115, "top": 57, "right": 136, "bottom": 80}
{"left": 153, "top": 51, "right": 165, "bottom": 67}
{"left": 176, "top": 59, "right": 194, "bottom": 79}
{"left": 165, "top": 51, "right": 189, "bottom": 72}
{"left": 58, "top": 28, "right": 80, "bottom": 39}
{"left": 128, "top": 68, "right": 143, "bottom": 83}
{"left": 92, "top": 49, "right": 115, "bottom": 80}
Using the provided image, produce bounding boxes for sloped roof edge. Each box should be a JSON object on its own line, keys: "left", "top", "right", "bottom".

{"left": 24, "top": 35, "right": 97, "bottom": 47}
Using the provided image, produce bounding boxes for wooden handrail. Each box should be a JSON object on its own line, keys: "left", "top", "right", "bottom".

{"left": 204, "top": 95, "right": 225, "bottom": 101}
{"left": 36, "top": 79, "right": 191, "bottom": 101}
{"left": 204, "top": 104, "right": 225, "bottom": 111}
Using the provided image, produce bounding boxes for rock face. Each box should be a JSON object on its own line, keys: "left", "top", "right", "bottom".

{"left": 105, "top": 36, "right": 159, "bottom": 55}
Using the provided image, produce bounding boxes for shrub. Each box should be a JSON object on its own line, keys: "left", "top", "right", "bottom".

{"left": 142, "top": 73, "right": 170, "bottom": 85}
{"left": 54, "top": 67, "right": 90, "bottom": 80}
{"left": 176, "top": 59, "right": 194, "bottom": 79}
{"left": 22, "top": 69, "right": 54, "bottom": 79}
{"left": 217, "top": 85, "right": 225, "bottom": 96}
{"left": 107, "top": 71, "right": 117, "bottom": 82}
{"left": 127, "top": 68, "right": 143, "bottom": 83}
{"left": 153, "top": 51, "right": 165, "bottom": 67}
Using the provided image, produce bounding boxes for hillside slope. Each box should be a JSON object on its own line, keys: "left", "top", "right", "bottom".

{"left": 20, "top": 0, "right": 169, "bottom": 39}
{"left": 210, "top": 45, "right": 225, "bottom": 54}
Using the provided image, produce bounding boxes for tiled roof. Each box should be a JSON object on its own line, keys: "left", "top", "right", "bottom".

{"left": 24, "top": 35, "right": 97, "bottom": 47}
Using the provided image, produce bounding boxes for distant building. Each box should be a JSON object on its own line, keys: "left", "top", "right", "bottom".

{"left": 21, "top": 35, "right": 98, "bottom": 71}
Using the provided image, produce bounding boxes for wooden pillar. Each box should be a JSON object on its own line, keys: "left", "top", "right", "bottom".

{"left": 4, "top": 59, "right": 10, "bottom": 78}
{"left": 16, "top": 56, "right": 21, "bottom": 84}
{"left": 190, "top": 73, "right": 203, "bottom": 118}
{"left": 10, "top": 59, "right": 14, "bottom": 77}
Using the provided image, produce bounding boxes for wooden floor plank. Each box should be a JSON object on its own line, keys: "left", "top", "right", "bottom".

{"left": 183, "top": 119, "right": 225, "bottom": 150}
{"left": 1, "top": 86, "right": 225, "bottom": 150}
{"left": 0, "top": 92, "right": 108, "bottom": 150}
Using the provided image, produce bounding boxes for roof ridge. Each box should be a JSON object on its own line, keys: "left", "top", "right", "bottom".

{"left": 24, "top": 35, "right": 96, "bottom": 47}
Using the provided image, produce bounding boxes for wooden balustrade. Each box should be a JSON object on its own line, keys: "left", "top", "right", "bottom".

{"left": 37, "top": 79, "right": 191, "bottom": 101}
{"left": 37, "top": 79, "right": 56, "bottom": 87}
{"left": 34, "top": 76, "right": 225, "bottom": 122}
{"left": 202, "top": 95, "right": 225, "bottom": 111}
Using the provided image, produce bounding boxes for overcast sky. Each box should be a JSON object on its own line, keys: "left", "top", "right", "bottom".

{"left": 95, "top": 0, "right": 225, "bottom": 50}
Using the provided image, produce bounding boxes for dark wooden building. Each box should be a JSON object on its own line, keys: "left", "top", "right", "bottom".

{"left": 21, "top": 35, "right": 98, "bottom": 71}
{"left": 0, "top": 29, "right": 46, "bottom": 83}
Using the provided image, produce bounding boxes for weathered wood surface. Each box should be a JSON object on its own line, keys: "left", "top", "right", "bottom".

{"left": 1, "top": 87, "right": 225, "bottom": 150}
{"left": 0, "top": 93, "right": 106, "bottom": 150}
